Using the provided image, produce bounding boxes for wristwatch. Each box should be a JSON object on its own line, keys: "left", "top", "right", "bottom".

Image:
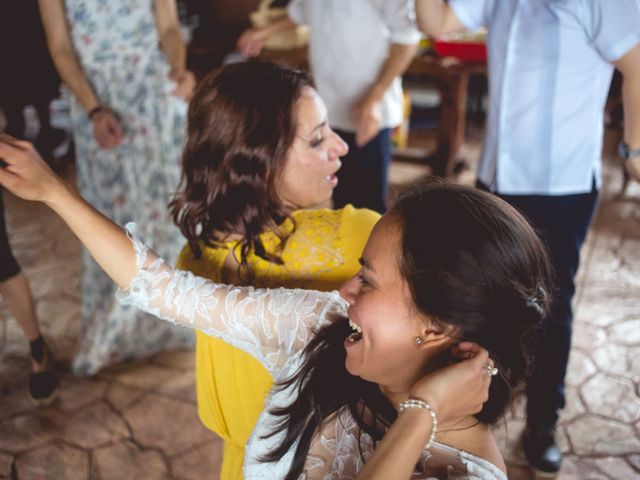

{"left": 618, "top": 141, "right": 640, "bottom": 162}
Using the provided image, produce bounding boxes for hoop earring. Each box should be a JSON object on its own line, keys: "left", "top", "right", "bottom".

{"left": 415, "top": 337, "right": 423, "bottom": 345}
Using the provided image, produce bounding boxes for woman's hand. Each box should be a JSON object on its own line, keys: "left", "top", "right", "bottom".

{"left": 169, "top": 69, "right": 196, "bottom": 101}
{"left": 91, "top": 109, "right": 124, "bottom": 149}
{"left": 410, "top": 342, "right": 492, "bottom": 425}
{"left": 354, "top": 94, "right": 383, "bottom": 147}
{"left": 0, "top": 135, "right": 67, "bottom": 205}
{"left": 237, "top": 28, "right": 269, "bottom": 58}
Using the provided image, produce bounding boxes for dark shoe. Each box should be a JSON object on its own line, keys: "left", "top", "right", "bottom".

{"left": 29, "top": 337, "right": 58, "bottom": 407}
{"left": 523, "top": 425, "right": 562, "bottom": 478}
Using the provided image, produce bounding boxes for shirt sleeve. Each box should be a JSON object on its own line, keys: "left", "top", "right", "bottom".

{"left": 116, "top": 223, "right": 346, "bottom": 377}
{"left": 449, "top": 0, "right": 490, "bottom": 31}
{"left": 582, "top": 0, "right": 640, "bottom": 62}
{"left": 287, "top": 0, "right": 308, "bottom": 26}
{"left": 382, "top": 0, "right": 422, "bottom": 45}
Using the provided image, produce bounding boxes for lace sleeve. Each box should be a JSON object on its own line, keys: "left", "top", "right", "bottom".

{"left": 116, "top": 223, "right": 346, "bottom": 375}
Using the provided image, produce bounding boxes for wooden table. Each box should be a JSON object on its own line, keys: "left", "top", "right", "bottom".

{"left": 257, "top": 48, "right": 487, "bottom": 177}
{"left": 404, "top": 54, "right": 486, "bottom": 176}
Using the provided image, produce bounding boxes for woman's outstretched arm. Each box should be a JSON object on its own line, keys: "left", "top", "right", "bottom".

{"left": 0, "top": 137, "right": 137, "bottom": 287}
{"left": 0, "top": 137, "right": 338, "bottom": 373}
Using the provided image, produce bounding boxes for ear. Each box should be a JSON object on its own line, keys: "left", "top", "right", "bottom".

{"left": 416, "top": 318, "right": 460, "bottom": 350}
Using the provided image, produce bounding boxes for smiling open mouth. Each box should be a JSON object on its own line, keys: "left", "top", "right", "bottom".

{"left": 347, "top": 318, "right": 362, "bottom": 343}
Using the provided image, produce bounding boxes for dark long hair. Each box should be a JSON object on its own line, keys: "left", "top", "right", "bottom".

{"left": 262, "top": 183, "right": 552, "bottom": 479}
{"left": 169, "top": 62, "right": 312, "bottom": 282}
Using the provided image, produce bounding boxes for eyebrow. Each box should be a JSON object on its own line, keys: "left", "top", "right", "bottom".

{"left": 310, "top": 121, "right": 327, "bottom": 135}
{"left": 358, "top": 257, "right": 376, "bottom": 273}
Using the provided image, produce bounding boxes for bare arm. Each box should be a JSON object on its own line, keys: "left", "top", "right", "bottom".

{"left": 357, "top": 345, "right": 492, "bottom": 479}
{"left": 38, "top": 0, "right": 123, "bottom": 148}
{"left": 0, "top": 139, "right": 137, "bottom": 287}
{"left": 415, "top": 0, "right": 466, "bottom": 36}
{"left": 614, "top": 44, "right": 640, "bottom": 182}
{"left": 237, "top": 16, "right": 296, "bottom": 57}
{"left": 355, "top": 42, "right": 418, "bottom": 146}
{"left": 38, "top": 0, "right": 100, "bottom": 112}
{"left": 154, "top": 0, "right": 195, "bottom": 100}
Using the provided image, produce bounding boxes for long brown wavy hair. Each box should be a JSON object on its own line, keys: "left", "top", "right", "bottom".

{"left": 169, "top": 62, "right": 312, "bottom": 282}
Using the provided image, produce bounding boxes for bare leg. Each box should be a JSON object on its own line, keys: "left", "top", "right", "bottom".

{"left": 0, "top": 272, "right": 53, "bottom": 374}
{"left": 0, "top": 272, "right": 40, "bottom": 341}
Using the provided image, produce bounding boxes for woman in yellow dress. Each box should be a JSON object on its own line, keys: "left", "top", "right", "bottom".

{"left": 169, "top": 62, "right": 380, "bottom": 479}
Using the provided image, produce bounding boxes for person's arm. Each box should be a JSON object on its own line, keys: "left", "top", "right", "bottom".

{"left": 356, "top": 344, "right": 490, "bottom": 479}
{"left": 38, "top": 0, "right": 123, "bottom": 149}
{"left": 415, "top": 0, "right": 467, "bottom": 36}
{"left": 354, "top": 42, "right": 418, "bottom": 147}
{"left": 154, "top": 0, "right": 195, "bottom": 100}
{"left": 614, "top": 44, "right": 640, "bottom": 182}
{"left": 0, "top": 138, "right": 335, "bottom": 373}
{"left": 236, "top": 16, "right": 297, "bottom": 58}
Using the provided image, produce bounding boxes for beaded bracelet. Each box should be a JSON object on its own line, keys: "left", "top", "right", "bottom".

{"left": 398, "top": 398, "right": 438, "bottom": 449}
{"left": 88, "top": 105, "right": 110, "bottom": 120}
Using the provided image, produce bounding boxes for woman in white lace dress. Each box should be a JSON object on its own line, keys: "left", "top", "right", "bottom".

{"left": 39, "top": 0, "right": 196, "bottom": 374}
{"left": 0, "top": 138, "right": 552, "bottom": 479}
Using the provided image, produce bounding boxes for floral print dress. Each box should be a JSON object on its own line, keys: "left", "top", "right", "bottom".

{"left": 64, "top": 0, "right": 193, "bottom": 374}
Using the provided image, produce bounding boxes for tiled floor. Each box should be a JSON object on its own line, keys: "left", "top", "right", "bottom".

{"left": 0, "top": 127, "right": 639, "bottom": 479}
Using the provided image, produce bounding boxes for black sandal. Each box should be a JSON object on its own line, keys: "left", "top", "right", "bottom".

{"left": 28, "top": 336, "right": 58, "bottom": 406}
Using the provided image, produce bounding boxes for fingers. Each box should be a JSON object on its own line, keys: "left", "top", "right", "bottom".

{"left": 170, "top": 71, "right": 196, "bottom": 101}
{"left": 93, "top": 113, "right": 124, "bottom": 149}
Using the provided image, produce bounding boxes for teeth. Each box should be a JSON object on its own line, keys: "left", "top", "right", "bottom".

{"left": 348, "top": 319, "right": 362, "bottom": 333}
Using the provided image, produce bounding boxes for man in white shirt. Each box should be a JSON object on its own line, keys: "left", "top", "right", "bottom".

{"left": 415, "top": 0, "right": 640, "bottom": 476}
{"left": 238, "top": 0, "right": 421, "bottom": 213}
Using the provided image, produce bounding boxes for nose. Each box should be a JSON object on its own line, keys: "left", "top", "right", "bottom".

{"left": 330, "top": 130, "right": 349, "bottom": 157}
{"left": 339, "top": 274, "right": 359, "bottom": 305}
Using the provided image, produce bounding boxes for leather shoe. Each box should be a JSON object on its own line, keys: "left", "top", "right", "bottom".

{"left": 523, "top": 425, "right": 562, "bottom": 477}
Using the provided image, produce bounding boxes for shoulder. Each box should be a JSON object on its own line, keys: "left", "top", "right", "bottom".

{"left": 337, "top": 204, "right": 381, "bottom": 237}
{"left": 292, "top": 206, "right": 380, "bottom": 239}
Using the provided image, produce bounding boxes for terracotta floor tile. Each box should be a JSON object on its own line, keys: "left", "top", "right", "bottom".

{"left": 0, "top": 409, "right": 67, "bottom": 453}
{"left": 15, "top": 443, "right": 89, "bottom": 480}
{"left": 91, "top": 439, "right": 169, "bottom": 479}
{"left": 60, "top": 401, "right": 130, "bottom": 449}
{"left": 171, "top": 440, "right": 223, "bottom": 480}
{"left": 0, "top": 452, "right": 12, "bottom": 477}
{"left": 124, "top": 393, "right": 210, "bottom": 456}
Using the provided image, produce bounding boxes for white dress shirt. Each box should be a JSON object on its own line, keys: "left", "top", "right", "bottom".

{"left": 288, "top": 0, "right": 421, "bottom": 132}
{"left": 450, "top": 0, "right": 640, "bottom": 195}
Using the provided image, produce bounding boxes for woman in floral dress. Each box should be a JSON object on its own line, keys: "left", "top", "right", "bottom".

{"left": 39, "top": 0, "right": 196, "bottom": 374}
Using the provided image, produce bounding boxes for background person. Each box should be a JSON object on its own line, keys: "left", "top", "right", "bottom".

{"left": 39, "top": 0, "right": 196, "bottom": 374}
{"left": 170, "top": 62, "right": 380, "bottom": 479}
{"left": 237, "top": 0, "right": 421, "bottom": 214}
{"left": 415, "top": 0, "right": 640, "bottom": 475}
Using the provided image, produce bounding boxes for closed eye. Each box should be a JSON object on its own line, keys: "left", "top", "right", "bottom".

{"left": 310, "top": 136, "right": 325, "bottom": 148}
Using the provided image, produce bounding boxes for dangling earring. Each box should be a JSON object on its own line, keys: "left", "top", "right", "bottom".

{"left": 415, "top": 337, "right": 423, "bottom": 345}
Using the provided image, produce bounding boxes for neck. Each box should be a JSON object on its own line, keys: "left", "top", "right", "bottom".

{"left": 378, "top": 349, "right": 457, "bottom": 423}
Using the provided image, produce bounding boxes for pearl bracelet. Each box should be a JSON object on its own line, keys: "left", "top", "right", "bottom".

{"left": 398, "top": 398, "right": 438, "bottom": 449}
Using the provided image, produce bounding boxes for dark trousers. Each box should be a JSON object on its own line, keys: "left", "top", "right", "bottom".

{"left": 0, "top": 189, "right": 21, "bottom": 282}
{"left": 332, "top": 128, "right": 392, "bottom": 214}
{"left": 498, "top": 186, "right": 598, "bottom": 428}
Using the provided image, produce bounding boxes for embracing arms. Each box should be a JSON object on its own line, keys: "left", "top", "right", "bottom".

{"left": 0, "top": 138, "right": 331, "bottom": 372}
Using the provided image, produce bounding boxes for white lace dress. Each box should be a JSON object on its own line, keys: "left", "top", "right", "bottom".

{"left": 118, "top": 226, "right": 507, "bottom": 480}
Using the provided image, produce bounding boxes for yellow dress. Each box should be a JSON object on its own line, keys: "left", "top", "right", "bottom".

{"left": 176, "top": 205, "right": 380, "bottom": 479}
